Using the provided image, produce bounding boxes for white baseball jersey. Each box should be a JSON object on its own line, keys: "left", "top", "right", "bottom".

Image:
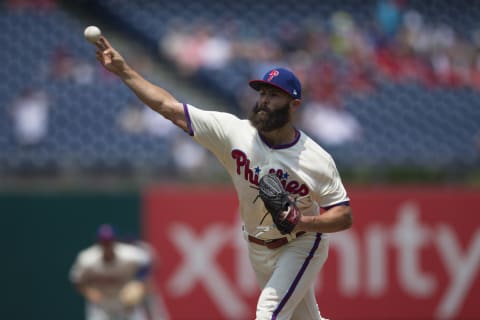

{"left": 70, "top": 242, "right": 151, "bottom": 318}
{"left": 185, "top": 103, "right": 350, "bottom": 319}
{"left": 185, "top": 104, "right": 349, "bottom": 239}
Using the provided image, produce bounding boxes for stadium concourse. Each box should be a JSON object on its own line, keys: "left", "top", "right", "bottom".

{"left": 1, "top": 0, "right": 479, "bottom": 184}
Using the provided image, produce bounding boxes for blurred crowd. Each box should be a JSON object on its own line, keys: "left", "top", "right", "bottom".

{"left": 159, "top": 0, "right": 480, "bottom": 145}
{"left": 2, "top": 0, "right": 479, "bottom": 178}
{"left": 162, "top": 1, "right": 480, "bottom": 102}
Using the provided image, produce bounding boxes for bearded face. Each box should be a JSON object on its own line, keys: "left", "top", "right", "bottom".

{"left": 248, "top": 102, "right": 291, "bottom": 132}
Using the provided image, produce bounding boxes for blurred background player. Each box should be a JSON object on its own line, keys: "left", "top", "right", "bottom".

{"left": 69, "top": 224, "right": 162, "bottom": 320}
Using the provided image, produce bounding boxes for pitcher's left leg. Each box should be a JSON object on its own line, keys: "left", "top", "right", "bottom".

{"left": 291, "top": 287, "right": 324, "bottom": 320}
{"left": 256, "top": 234, "right": 328, "bottom": 320}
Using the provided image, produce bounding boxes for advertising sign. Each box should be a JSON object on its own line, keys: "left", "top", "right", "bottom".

{"left": 144, "top": 186, "right": 480, "bottom": 320}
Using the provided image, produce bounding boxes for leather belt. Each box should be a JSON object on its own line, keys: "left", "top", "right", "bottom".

{"left": 248, "top": 231, "right": 306, "bottom": 249}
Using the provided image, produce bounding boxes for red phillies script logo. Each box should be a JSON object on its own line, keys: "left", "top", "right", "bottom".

{"left": 267, "top": 70, "right": 279, "bottom": 81}
{"left": 144, "top": 186, "right": 480, "bottom": 320}
{"left": 231, "top": 149, "right": 309, "bottom": 196}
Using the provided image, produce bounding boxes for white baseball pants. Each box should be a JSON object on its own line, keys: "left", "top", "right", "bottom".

{"left": 247, "top": 232, "right": 329, "bottom": 320}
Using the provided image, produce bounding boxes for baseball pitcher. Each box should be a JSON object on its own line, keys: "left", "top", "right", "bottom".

{"left": 92, "top": 36, "right": 353, "bottom": 320}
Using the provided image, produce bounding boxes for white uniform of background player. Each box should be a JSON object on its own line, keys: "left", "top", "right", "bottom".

{"left": 70, "top": 224, "right": 157, "bottom": 320}
{"left": 185, "top": 69, "right": 350, "bottom": 319}
{"left": 94, "top": 36, "right": 353, "bottom": 320}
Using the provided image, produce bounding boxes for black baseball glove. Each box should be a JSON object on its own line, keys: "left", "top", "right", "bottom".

{"left": 257, "top": 173, "right": 300, "bottom": 234}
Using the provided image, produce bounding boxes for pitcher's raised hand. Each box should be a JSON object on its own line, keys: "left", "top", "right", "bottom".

{"left": 95, "top": 36, "right": 128, "bottom": 76}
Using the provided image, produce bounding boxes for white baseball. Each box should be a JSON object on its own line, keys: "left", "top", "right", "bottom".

{"left": 84, "top": 25, "right": 102, "bottom": 43}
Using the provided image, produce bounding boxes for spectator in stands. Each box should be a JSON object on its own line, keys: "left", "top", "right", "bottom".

{"left": 9, "top": 88, "right": 51, "bottom": 147}
{"left": 117, "top": 100, "right": 210, "bottom": 177}
{"left": 300, "top": 101, "right": 363, "bottom": 147}
{"left": 161, "top": 22, "right": 232, "bottom": 77}
{"left": 375, "top": 0, "right": 405, "bottom": 41}
{"left": 50, "top": 46, "right": 95, "bottom": 84}
{"left": 171, "top": 132, "right": 209, "bottom": 177}
{"left": 117, "top": 100, "right": 146, "bottom": 135}
{"left": 117, "top": 100, "right": 177, "bottom": 138}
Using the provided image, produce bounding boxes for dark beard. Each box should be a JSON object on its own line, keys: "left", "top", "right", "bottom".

{"left": 248, "top": 102, "right": 290, "bottom": 132}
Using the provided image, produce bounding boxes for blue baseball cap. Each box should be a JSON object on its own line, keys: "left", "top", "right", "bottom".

{"left": 96, "top": 224, "right": 116, "bottom": 242}
{"left": 249, "top": 67, "right": 302, "bottom": 99}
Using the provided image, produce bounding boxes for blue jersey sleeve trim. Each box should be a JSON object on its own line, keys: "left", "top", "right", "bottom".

{"left": 322, "top": 200, "right": 350, "bottom": 210}
{"left": 183, "top": 103, "right": 194, "bottom": 136}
